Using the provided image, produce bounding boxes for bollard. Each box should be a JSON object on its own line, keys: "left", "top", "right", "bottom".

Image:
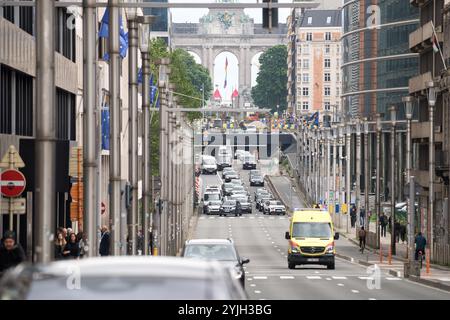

{"left": 426, "top": 247, "right": 431, "bottom": 275}
{"left": 379, "top": 243, "right": 383, "bottom": 264}
{"left": 388, "top": 245, "right": 392, "bottom": 265}
{"left": 153, "top": 247, "right": 158, "bottom": 256}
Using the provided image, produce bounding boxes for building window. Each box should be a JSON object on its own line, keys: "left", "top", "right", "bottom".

{"left": 324, "top": 102, "right": 331, "bottom": 111}
{"left": 0, "top": 65, "right": 12, "bottom": 134}
{"left": 336, "top": 87, "right": 340, "bottom": 96}
{"left": 306, "top": 32, "right": 312, "bottom": 41}
{"left": 307, "top": 17, "right": 312, "bottom": 25}
{"left": 324, "top": 58, "right": 331, "bottom": 68}
{"left": 302, "top": 101, "right": 309, "bottom": 110}
{"left": 19, "top": 6, "right": 33, "bottom": 35}
{"left": 303, "top": 45, "right": 309, "bottom": 55}
{"left": 326, "top": 16, "right": 332, "bottom": 24}
{"left": 325, "top": 32, "right": 331, "bottom": 41}
{"left": 56, "top": 88, "right": 76, "bottom": 141}
{"left": 143, "top": 0, "right": 169, "bottom": 32}
{"left": 302, "top": 87, "right": 309, "bottom": 96}
{"left": 324, "top": 73, "right": 331, "bottom": 82}
{"left": 303, "top": 59, "right": 309, "bottom": 69}
{"left": 0, "top": 65, "right": 33, "bottom": 136}
{"left": 324, "top": 87, "right": 331, "bottom": 96}
{"left": 56, "top": 8, "right": 76, "bottom": 62}
{"left": 302, "top": 73, "right": 309, "bottom": 83}
{"left": 336, "top": 73, "right": 340, "bottom": 82}
{"left": 325, "top": 45, "right": 330, "bottom": 54}
{"left": 3, "top": 6, "right": 14, "bottom": 23}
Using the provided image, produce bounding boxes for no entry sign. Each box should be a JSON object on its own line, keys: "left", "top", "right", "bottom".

{"left": 1, "top": 169, "right": 26, "bottom": 197}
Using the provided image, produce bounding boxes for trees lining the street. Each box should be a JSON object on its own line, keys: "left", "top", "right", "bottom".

{"left": 251, "top": 45, "right": 288, "bottom": 114}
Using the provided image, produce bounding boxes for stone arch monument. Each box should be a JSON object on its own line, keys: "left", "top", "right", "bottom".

{"left": 170, "top": 2, "right": 287, "bottom": 108}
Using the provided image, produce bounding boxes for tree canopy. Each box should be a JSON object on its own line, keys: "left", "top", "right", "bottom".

{"left": 251, "top": 45, "right": 288, "bottom": 114}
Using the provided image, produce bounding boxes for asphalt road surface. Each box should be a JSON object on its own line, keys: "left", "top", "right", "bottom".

{"left": 195, "top": 159, "right": 450, "bottom": 300}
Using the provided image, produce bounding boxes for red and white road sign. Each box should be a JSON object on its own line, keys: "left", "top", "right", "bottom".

{"left": 1, "top": 169, "right": 26, "bottom": 197}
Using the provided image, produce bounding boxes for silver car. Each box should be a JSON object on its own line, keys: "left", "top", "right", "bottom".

{"left": 0, "top": 257, "right": 248, "bottom": 300}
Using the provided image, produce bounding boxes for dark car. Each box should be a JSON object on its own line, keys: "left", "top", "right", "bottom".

{"left": 220, "top": 200, "right": 238, "bottom": 216}
{"left": 183, "top": 239, "right": 250, "bottom": 288}
{"left": 0, "top": 257, "right": 248, "bottom": 300}
{"left": 249, "top": 175, "right": 264, "bottom": 186}
{"left": 242, "top": 155, "right": 256, "bottom": 170}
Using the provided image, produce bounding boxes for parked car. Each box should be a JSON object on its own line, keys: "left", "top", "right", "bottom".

{"left": 222, "top": 167, "right": 234, "bottom": 179}
{"left": 230, "top": 185, "right": 247, "bottom": 195}
{"left": 234, "top": 149, "right": 246, "bottom": 160}
{"left": 217, "top": 155, "right": 232, "bottom": 171}
{"left": 249, "top": 175, "right": 264, "bottom": 186}
{"left": 202, "top": 193, "right": 221, "bottom": 214}
{"left": 0, "top": 257, "right": 248, "bottom": 300}
{"left": 182, "top": 239, "right": 250, "bottom": 288}
{"left": 249, "top": 169, "right": 261, "bottom": 178}
{"left": 230, "top": 179, "right": 244, "bottom": 186}
{"left": 220, "top": 200, "right": 238, "bottom": 216}
{"left": 254, "top": 188, "right": 269, "bottom": 201}
{"left": 201, "top": 155, "right": 217, "bottom": 174}
{"left": 264, "top": 200, "right": 286, "bottom": 215}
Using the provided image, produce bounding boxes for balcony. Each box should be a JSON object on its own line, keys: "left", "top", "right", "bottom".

{"left": 411, "top": 121, "right": 444, "bottom": 142}
{"left": 409, "top": 71, "right": 432, "bottom": 94}
{"left": 409, "top": 21, "right": 443, "bottom": 53}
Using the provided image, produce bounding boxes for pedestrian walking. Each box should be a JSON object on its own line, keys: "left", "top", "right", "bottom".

{"left": 99, "top": 226, "right": 110, "bottom": 256}
{"left": 63, "top": 233, "right": 80, "bottom": 259}
{"left": 0, "top": 231, "right": 26, "bottom": 275}
{"left": 358, "top": 227, "right": 366, "bottom": 253}
{"left": 400, "top": 224, "right": 407, "bottom": 243}
{"left": 359, "top": 208, "right": 366, "bottom": 227}
{"left": 350, "top": 204, "right": 357, "bottom": 228}
{"left": 380, "top": 214, "right": 387, "bottom": 237}
{"left": 55, "top": 232, "right": 67, "bottom": 260}
{"left": 394, "top": 221, "right": 401, "bottom": 243}
{"left": 414, "top": 232, "right": 427, "bottom": 261}
{"left": 77, "top": 232, "right": 88, "bottom": 258}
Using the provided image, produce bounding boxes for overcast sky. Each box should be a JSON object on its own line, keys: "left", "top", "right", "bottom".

{"left": 169, "top": 0, "right": 292, "bottom": 24}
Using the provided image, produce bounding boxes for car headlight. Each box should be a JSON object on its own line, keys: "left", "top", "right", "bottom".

{"left": 326, "top": 243, "right": 335, "bottom": 253}
{"left": 290, "top": 241, "right": 300, "bottom": 253}
{"left": 233, "top": 267, "right": 243, "bottom": 279}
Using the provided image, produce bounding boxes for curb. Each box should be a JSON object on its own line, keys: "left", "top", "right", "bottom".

{"left": 408, "top": 275, "right": 450, "bottom": 292}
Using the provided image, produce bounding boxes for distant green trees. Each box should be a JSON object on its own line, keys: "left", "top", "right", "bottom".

{"left": 251, "top": 45, "right": 288, "bottom": 114}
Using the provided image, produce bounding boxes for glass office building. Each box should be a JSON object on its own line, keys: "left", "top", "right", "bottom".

{"left": 143, "top": 0, "right": 168, "bottom": 32}
{"left": 341, "top": 0, "right": 419, "bottom": 119}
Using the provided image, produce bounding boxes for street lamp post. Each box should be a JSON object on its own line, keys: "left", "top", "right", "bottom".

{"left": 363, "top": 118, "right": 370, "bottom": 232}
{"left": 389, "top": 105, "right": 397, "bottom": 255}
{"left": 139, "top": 15, "right": 155, "bottom": 255}
{"left": 356, "top": 118, "right": 361, "bottom": 228}
{"left": 346, "top": 123, "right": 352, "bottom": 233}
{"left": 403, "top": 95, "right": 414, "bottom": 262}
{"left": 125, "top": 0, "right": 140, "bottom": 255}
{"left": 375, "top": 114, "right": 382, "bottom": 249}
{"left": 338, "top": 123, "right": 344, "bottom": 228}
{"left": 426, "top": 81, "right": 437, "bottom": 257}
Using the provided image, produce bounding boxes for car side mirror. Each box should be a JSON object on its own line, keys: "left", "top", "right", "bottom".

{"left": 334, "top": 232, "right": 340, "bottom": 240}
{"left": 241, "top": 257, "right": 250, "bottom": 264}
{"left": 285, "top": 231, "right": 290, "bottom": 240}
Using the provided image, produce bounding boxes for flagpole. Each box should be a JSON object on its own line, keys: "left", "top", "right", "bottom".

{"left": 430, "top": 20, "right": 448, "bottom": 70}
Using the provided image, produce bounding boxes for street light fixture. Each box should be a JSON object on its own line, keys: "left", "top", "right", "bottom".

{"left": 389, "top": 105, "right": 397, "bottom": 255}
{"left": 125, "top": 0, "right": 139, "bottom": 21}
{"left": 426, "top": 81, "right": 437, "bottom": 107}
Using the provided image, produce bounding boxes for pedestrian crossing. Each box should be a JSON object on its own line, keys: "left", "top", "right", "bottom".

{"left": 199, "top": 215, "right": 288, "bottom": 220}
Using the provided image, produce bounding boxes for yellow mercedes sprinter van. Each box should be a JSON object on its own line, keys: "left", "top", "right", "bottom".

{"left": 285, "top": 209, "right": 339, "bottom": 270}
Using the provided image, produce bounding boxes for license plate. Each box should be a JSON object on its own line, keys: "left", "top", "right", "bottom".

{"left": 307, "top": 258, "right": 319, "bottom": 262}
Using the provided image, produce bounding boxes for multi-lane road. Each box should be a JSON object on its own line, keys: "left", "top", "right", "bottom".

{"left": 195, "top": 159, "right": 450, "bottom": 300}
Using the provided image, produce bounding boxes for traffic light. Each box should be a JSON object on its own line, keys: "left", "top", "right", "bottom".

{"left": 263, "top": 0, "right": 278, "bottom": 29}
{"left": 125, "top": 183, "right": 133, "bottom": 209}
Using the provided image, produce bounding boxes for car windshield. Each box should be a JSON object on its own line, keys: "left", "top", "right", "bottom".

{"left": 226, "top": 171, "right": 237, "bottom": 175}
{"left": 184, "top": 244, "right": 237, "bottom": 261}
{"left": 204, "top": 194, "right": 220, "bottom": 201}
{"left": 224, "top": 183, "right": 233, "bottom": 188}
{"left": 253, "top": 176, "right": 263, "bottom": 179}
{"left": 208, "top": 200, "right": 221, "bottom": 205}
{"left": 244, "top": 156, "right": 255, "bottom": 161}
{"left": 223, "top": 200, "right": 236, "bottom": 205}
{"left": 292, "top": 222, "right": 332, "bottom": 238}
{"left": 203, "top": 158, "right": 215, "bottom": 165}
{"left": 25, "top": 276, "right": 213, "bottom": 300}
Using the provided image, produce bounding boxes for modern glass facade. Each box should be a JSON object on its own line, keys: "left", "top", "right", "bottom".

{"left": 143, "top": 0, "right": 169, "bottom": 32}
{"left": 341, "top": 0, "right": 419, "bottom": 119}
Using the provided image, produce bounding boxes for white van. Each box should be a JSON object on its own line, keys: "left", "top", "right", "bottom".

{"left": 201, "top": 155, "right": 218, "bottom": 174}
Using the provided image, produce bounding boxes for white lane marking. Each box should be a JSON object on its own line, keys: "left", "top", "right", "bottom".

{"left": 208, "top": 217, "right": 215, "bottom": 219}
{"left": 351, "top": 290, "right": 359, "bottom": 293}
{"left": 250, "top": 284, "right": 256, "bottom": 287}
{"left": 306, "top": 276, "right": 322, "bottom": 280}
{"left": 337, "top": 283, "right": 344, "bottom": 287}
{"left": 386, "top": 277, "right": 402, "bottom": 281}
{"left": 240, "top": 216, "right": 245, "bottom": 219}
{"left": 250, "top": 217, "right": 255, "bottom": 219}
{"left": 247, "top": 278, "right": 253, "bottom": 281}
{"left": 358, "top": 276, "right": 371, "bottom": 280}
{"left": 332, "top": 276, "right": 347, "bottom": 280}
{"left": 199, "top": 217, "right": 205, "bottom": 220}
{"left": 326, "top": 278, "right": 332, "bottom": 281}
{"left": 280, "top": 276, "right": 295, "bottom": 279}
{"left": 269, "top": 217, "right": 275, "bottom": 220}
{"left": 254, "top": 290, "right": 261, "bottom": 294}
{"left": 271, "top": 242, "right": 275, "bottom": 244}
{"left": 314, "top": 271, "right": 320, "bottom": 274}
{"left": 253, "top": 276, "right": 268, "bottom": 280}
{"left": 245, "top": 271, "right": 249, "bottom": 274}
{"left": 369, "top": 298, "right": 377, "bottom": 300}
{"left": 229, "top": 217, "right": 235, "bottom": 219}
